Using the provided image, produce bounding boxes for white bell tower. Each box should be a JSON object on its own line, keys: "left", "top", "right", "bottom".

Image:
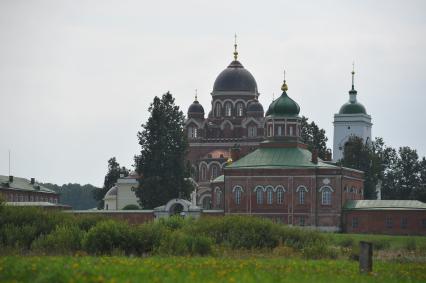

{"left": 333, "top": 66, "right": 372, "bottom": 162}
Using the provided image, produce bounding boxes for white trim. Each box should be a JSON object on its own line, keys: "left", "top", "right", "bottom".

{"left": 232, "top": 185, "right": 244, "bottom": 193}
{"left": 296, "top": 185, "right": 308, "bottom": 192}
{"left": 275, "top": 185, "right": 286, "bottom": 192}
{"left": 241, "top": 117, "right": 263, "bottom": 128}
{"left": 319, "top": 185, "right": 334, "bottom": 192}
{"left": 253, "top": 185, "right": 264, "bottom": 192}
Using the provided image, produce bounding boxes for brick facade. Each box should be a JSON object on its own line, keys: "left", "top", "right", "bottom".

{"left": 343, "top": 210, "right": 426, "bottom": 236}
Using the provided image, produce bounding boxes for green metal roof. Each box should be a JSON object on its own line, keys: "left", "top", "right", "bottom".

{"left": 344, "top": 200, "right": 426, "bottom": 210}
{"left": 226, "top": 147, "right": 339, "bottom": 169}
{"left": 0, "top": 175, "right": 56, "bottom": 194}
{"left": 211, "top": 175, "right": 224, "bottom": 183}
{"left": 339, "top": 101, "right": 367, "bottom": 114}
{"left": 266, "top": 91, "right": 300, "bottom": 118}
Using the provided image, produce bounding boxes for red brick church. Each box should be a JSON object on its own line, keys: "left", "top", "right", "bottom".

{"left": 184, "top": 43, "right": 426, "bottom": 234}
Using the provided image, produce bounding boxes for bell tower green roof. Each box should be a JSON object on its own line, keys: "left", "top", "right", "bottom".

{"left": 339, "top": 67, "right": 367, "bottom": 115}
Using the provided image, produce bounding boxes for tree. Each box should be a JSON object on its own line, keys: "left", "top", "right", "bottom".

{"left": 340, "top": 136, "right": 380, "bottom": 199}
{"left": 300, "top": 116, "right": 330, "bottom": 160}
{"left": 135, "top": 92, "right": 193, "bottom": 209}
{"left": 42, "top": 183, "right": 99, "bottom": 210}
{"left": 93, "top": 157, "right": 129, "bottom": 209}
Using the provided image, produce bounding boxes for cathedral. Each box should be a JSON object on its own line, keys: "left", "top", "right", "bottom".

{"left": 184, "top": 42, "right": 368, "bottom": 219}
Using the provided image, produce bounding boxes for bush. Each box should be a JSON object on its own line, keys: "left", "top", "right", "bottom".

{"left": 185, "top": 216, "right": 282, "bottom": 249}
{"left": 122, "top": 204, "right": 140, "bottom": 210}
{"left": 156, "top": 230, "right": 213, "bottom": 256}
{"left": 302, "top": 243, "right": 339, "bottom": 260}
{"left": 371, "top": 239, "right": 391, "bottom": 250}
{"left": 131, "top": 222, "right": 168, "bottom": 255}
{"left": 404, "top": 238, "right": 417, "bottom": 251}
{"left": 32, "top": 225, "right": 84, "bottom": 254}
{"left": 82, "top": 220, "right": 133, "bottom": 255}
{"left": 338, "top": 237, "right": 354, "bottom": 248}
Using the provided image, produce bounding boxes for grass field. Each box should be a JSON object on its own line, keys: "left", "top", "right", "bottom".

{"left": 1, "top": 256, "right": 425, "bottom": 283}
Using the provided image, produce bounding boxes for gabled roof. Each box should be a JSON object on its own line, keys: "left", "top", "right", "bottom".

{"left": 344, "top": 200, "right": 426, "bottom": 210}
{"left": 0, "top": 175, "right": 56, "bottom": 194}
{"left": 226, "top": 147, "right": 339, "bottom": 169}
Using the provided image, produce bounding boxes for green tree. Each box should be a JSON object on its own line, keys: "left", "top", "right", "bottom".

{"left": 42, "top": 183, "right": 99, "bottom": 210}
{"left": 135, "top": 92, "right": 193, "bottom": 209}
{"left": 93, "top": 157, "right": 129, "bottom": 209}
{"left": 340, "top": 136, "right": 384, "bottom": 199}
{"left": 300, "top": 116, "right": 330, "bottom": 160}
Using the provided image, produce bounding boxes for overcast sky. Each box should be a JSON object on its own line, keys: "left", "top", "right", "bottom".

{"left": 1, "top": 0, "right": 425, "bottom": 187}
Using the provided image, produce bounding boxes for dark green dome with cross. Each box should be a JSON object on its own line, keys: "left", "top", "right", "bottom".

{"left": 339, "top": 68, "right": 368, "bottom": 115}
{"left": 266, "top": 80, "right": 300, "bottom": 117}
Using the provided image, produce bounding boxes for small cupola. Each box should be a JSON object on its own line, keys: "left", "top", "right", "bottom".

{"left": 247, "top": 96, "right": 264, "bottom": 117}
{"left": 264, "top": 73, "right": 303, "bottom": 144}
{"left": 266, "top": 79, "right": 300, "bottom": 118}
{"left": 187, "top": 90, "right": 205, "bottom": 119}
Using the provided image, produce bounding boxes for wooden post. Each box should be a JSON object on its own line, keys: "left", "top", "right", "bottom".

{"left": 359, "top": 241, "right": 373, "bottom": 273}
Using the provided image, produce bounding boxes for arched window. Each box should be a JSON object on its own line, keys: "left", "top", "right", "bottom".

{"left": 255, "top": 186, "right": 263, "bottom": 205}
{"left": 277, "top": 126, "right": 282, "bottom": 136}
{"left": 188, "top": 126, "right": 198, "bottom": 138}
{"left": 236, "top": 103, "right": 244, "bottom": 117}
{"left": 215, "top": 188, "right": 222, "bottom": 206}
{"left": 211, "top": 165, "right": 218, "bottom": 179}
{"left": 225, "top": 102, "right": 232, "bottom": 117}
{"left": 215, "top": 102, "right": 221, "bottom": 117}
{"left": 297, "top": 186, "right": 308, "bottom": 205}
{"left": 200, "top": 165, "right": 207, "bottom": 181}
{"left": 268, "top": 125, "right": 273, "bottom": 137}
{"left": 248, "top": 126, "right": 257, "bottom": 137}
{"left": 266, "top": 187, "right": 273, "bottom": 205}
{"left": 276, "top": 186, "right": 285, "bottom": 204}
{"left": 320, "top": 186, "right": 333, "bottom": 205}
{"left": 289, "top": 126, "right": 293, "bottom": 136}
{"left": 202, "top": 196, "right": 212, "bottom": 209}
{"left": 233, "top": 186, "right": 243, "bottom": 205}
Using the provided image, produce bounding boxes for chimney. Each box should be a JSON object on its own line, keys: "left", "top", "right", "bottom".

{"left": 311, "top": 149, "right": 318, "bottom": 164}
{"left": 30, "top": 178, "right": 35, "bottom": 185}
{"left": 9, "top": 175, "right": 13, "bottom": 182}
{"left": 230, "top": 144, "right": 241, "bottom": 162}
{"left": 324, "top": 150, "right": 332, "bottom": 161}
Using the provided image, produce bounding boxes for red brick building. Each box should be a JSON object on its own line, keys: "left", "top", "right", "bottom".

{"left": 185, "top": 43, "right": 265, "bottom": 208}
{"left": 209, "top": 79, "right": 364, "bottom": 231}
{"left": 0, "top": 175, "right": 59, "bottom": 204}
{"left": 343, "top": 200, "right": 426, "bottom": 236}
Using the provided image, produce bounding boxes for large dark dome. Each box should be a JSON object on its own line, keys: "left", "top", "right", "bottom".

{"left": 213, "top": 60, "right": 258, "bottom": 92}
{"left": 188, "top": 100, "right": 204, "bottom": 114}
{"left": 247, "top": 99, "right": 264, "bottom": 113}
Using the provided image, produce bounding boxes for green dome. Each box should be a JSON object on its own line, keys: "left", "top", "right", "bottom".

{"left": 339, "top": 89, "right": 367, "bottom": 114}
{"left": 339, "top": 101, "right": 367, "bottom": 114}
{"left": 266, "top": 82, "right": 300, "bottom": 117}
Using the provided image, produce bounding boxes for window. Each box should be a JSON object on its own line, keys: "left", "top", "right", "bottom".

{"left": 321, "top": 187, "right": 332, "bottom": 205}
{"left": 216, "top": 189, "right": 222, "bottom": 206}
{"left": 248, "top": 126, "right": 257, "bottom": 137}
{"left": 268, "top": 125, "right": 273, "bottom": 137}
{"left": 422, "top": 219, "right": 426, "bottom": 229}
{"left": 106, "top": 204, "right": 109, "bottom": 210}
{"left": 211, "top": 166, "right": 218, "bottom": 179}
{"left": 225, "top": 103, "right": 232, "bottom": 117}
{"left": 188, "top": 127, "right": 198, "bottom": 138}
{"left": 236, "top": 103, "right": 244, "bottom": 117}
{"left": 299, "top": 216, "right": 305, "bottom": 226}
{"left": 352, "top": 217, "right": 359, "bottom": 228}
{"left": 297, "top": 187, "right": 307, "bottom": 205}
{"left": 30, "top": 195, "right": 34, "bottom": 202}
{"left": 322, "top": 190, "right": 331, "bottom": 205}
{"left": 215, "top": 103, "right": 221, "bottom": 117}
{"left": 289, "top": 126, "right": 293, "bottom": 136}
{"left": 266, "top": 187, "right": 273, "bottom": 205}
{"left": 255, "top": 187, "right": 263, "bottom": 205}
{"left": 277, "top": 126, "right": 282, "bottom": 136}
{"left": 385, "top": 216, "right": 393, "bottom": 228}
{"left": 233, "top": 186, "right": 243, "bottom": 205}
{"left": 401, "top": 217, "right": 408, "bottom": 229}
{"left": 200, "top": 165, "right": 207, "bottom": 181}
{"left": 276, "top": 187, "right": 284, "bottom": 204}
